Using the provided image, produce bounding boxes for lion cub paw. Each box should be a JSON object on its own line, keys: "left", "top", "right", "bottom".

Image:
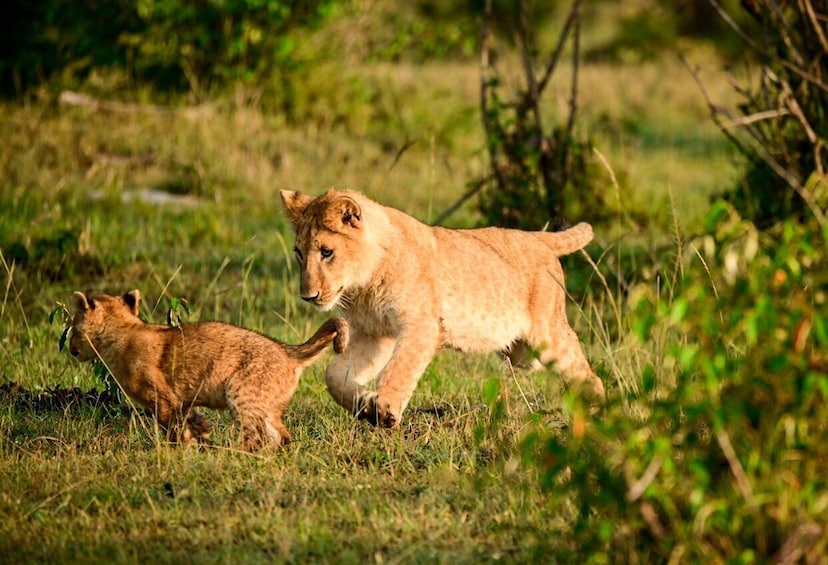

{"left": 355, "top": 394, "right": 397, "bottom": 428}
{"left": 185, "top": 412, "right": 211, "bottom": 442}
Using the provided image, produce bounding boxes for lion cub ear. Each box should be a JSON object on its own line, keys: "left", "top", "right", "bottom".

{"left": 123, "top": 290, "right": 141, "bottom": 315}
{"left": 280, "top": 190, "right": 313, "bottom": 225}
{"left": 324, "top": 196, "right": 362, "bottom": 231}
{"left": 72, "top": 291, "right": 94, "bottom": 312}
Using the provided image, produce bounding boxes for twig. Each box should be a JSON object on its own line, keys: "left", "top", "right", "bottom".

{"left": 718, "top": 108, "right": 791, "bottom": 129}
{"left": 564, "top": 6, "right": 581, "bottom": 144}
{"left": 479, "top": 0, "right": 506, "bottom": 195}
{"left": 781, "top": 80, "right": 819, "bottom": 145}
{"left": 516, "top": 0, "right": 544, "bottom": 164}
{"left": 715, "top": 427, "right": 754, "bottom": 503}
{"left": 774, "top": 522, "right": 823, "bottom": 565}
{"left": 627, "top": 452, "right": 664, "bottom": 502}
{"left": 801, "top": 0, "right": 828, "bottom": 51}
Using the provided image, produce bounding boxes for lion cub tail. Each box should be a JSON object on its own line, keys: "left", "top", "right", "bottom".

{"left": 545, "top": 222, "right": 594, "bottom": 256}
{"left": 289, "top": 317, "right": 349, "bottom": 368}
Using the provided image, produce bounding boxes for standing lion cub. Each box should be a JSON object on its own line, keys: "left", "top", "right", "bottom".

{"left": 69, "top": 289, "right": 348, "bottom": 450}
{"left": 281, "top": 189, "right": 605, "bottom": 428}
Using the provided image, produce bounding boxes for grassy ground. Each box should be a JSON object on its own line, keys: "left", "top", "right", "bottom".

{"left": 3, "top": 5, "right": 824, "bottom": 563}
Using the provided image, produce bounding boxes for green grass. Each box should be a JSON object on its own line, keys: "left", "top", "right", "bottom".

{"left": 2, "top": 8, "right": 826, "bottom": 562}
{"left": 0, "top": 385, "right": 562, "bottom": 563}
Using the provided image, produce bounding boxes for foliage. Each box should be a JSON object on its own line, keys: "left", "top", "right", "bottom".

{"left": 522, "top": 204, "right": 828, "bottom": 560}
{"left": 583, "top": 0, "right": 749, "bottom": 63}
{"left": 346, "top": 0, "right": 479, "bottom": 63}
{"left": 0, "top": 0, "right": 334, "bottom": 96}
{"left": 0, "top": 0, "right": 142, "bottom": 96}
{"left": 126, "top": 0, "right": 335, "bottom": 95}
{"left": 690, "top": 0, "right": 828, "bottom": 228}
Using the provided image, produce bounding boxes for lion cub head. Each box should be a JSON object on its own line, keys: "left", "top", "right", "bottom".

{"left": 281, "top": 189, "right": 383, "bottom": 311}
{"left": 70, "top": 290, "right": 141, "bottom": 361}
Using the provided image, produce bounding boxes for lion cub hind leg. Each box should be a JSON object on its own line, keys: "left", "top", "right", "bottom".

{"left": 504, "top": 340, "right": 545, "bottom": 371}
{"left": 226, "top": 374, "right": 295, "bottom": 451}
{"left": 265, "top": 416, "right": 291, "bottom": 446}
{"left": 226, "top": 397, "right": 268, "bottom": 452}
{"left": 535, "top": 322, "right": 605, "bottom": 404}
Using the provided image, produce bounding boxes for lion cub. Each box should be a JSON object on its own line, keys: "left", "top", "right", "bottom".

{"left": 69, "top": 290, "right": 348, "bottom": 451}
{"left": 282, "top": 188, "right": 604, "bottom": 427}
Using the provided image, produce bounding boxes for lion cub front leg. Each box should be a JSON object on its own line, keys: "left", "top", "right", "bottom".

{"left": 363, "top": 322, "right": 442, "bottom": 427}
{"left": 147, "top": 392, "right": 194, "bottom": 445}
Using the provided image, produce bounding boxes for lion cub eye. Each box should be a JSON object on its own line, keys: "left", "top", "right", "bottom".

{"left": 320, "top": 247, "right": 333, "bottom": 259}
{"left": 293, "top": 247, "right": 303, "bottom": 263}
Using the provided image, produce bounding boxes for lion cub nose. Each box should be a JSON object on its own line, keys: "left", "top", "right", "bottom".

{"left": 301, "top": 292, "right": 320, "bottom": 303}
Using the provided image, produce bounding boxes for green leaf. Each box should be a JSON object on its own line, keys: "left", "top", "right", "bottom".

{"left": 814, "top": 314, "right": 827, "bottom": 346}
{"left": 669, "top": 298, "right": 689, "bottom": 325}
{"left": 744, "top": 313, "right": 759, "bottom": 345}
{"left": 632, "top": 303, "right": 655, "bottom": 341}
{"left": 641, "top": 365, "right": 656, "bottom": 392}
{"left": 704, "top": 200, "right": 729, "bottom": 232}
{"left": 482, "top": 377, "right": 500, "bottom": 405}
{"left": 59, "top": 326, "right": 71, "bottom": 352}
{"left": 678, "top": 344, "right": 699, "bottom": 371}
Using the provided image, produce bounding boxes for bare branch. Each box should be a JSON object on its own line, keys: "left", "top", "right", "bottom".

{"left": 781, "top": 79, "right": 819, "bottom": 144}
{"left": 719, "top": 108, "right": 791, "bottom": 129}
{"left": 516, "top": 0, "right": 544, "bottom": 157}
{"left": 681, "top": 52, "right": 807, "bottom": 193}
{"left": 479, "top": 0, "right": 505, "bottom": 193}
{"left": 537, "top": 0, "right": 583, "bottom": 95}
{"left": 709, "top": 0, "right": 828, "bottom": 93}
{"left": 432, "top": 176, "right": 493, "bottom": 227}
{"left": 765, "top": 0, "right": 804, "bottom": 66}
{"left": 563, "top": 8, "right": 581, "bottom": 148}
{"left": 715, "top": 427, "right": 754, "bottom": 504}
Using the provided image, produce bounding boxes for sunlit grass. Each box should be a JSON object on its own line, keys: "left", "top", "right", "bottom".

{"left": 0, "top": 11, "right": 790, "bottom": 559}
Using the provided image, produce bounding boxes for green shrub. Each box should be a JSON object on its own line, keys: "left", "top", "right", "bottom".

{"left": 523, "top": 203, "right": 827, "bottom": 560}
{"left": 0, "top": 0, "right": 334, "bottom": 96}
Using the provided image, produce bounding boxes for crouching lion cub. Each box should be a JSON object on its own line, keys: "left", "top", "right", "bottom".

{"left": 281, "top": 188, "right": 605, "bottom": 428}
{"left": 69, "top": 289, "right": 348, "bottom": 451}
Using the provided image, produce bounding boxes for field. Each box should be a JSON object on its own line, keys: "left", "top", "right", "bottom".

{"left": 1, "top": 3, "right": 826, "bottom": 563}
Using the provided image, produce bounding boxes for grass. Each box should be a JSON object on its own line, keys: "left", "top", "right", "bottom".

{"left": 0, "top": 397, "right": 548, "bottom": 562}
{"left": 2, "top": 5, "right": 826, "bottom": 562}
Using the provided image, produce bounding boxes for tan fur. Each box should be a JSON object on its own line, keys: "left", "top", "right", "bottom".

{"left": 280, "top": 188, "right": 605, "bottom": 427}
{"left": 69, "top": 290, "right": 348, "bottom": 451}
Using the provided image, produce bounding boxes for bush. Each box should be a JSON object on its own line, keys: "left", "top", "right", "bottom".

{"left": 0, "top": 0, "right": 334, "bottom": 97}
{"left": 692, "top": 1, "right": 828, "bottom": 228}
{"left": 522, "top": 203, "right": 827, "bottom": 560}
